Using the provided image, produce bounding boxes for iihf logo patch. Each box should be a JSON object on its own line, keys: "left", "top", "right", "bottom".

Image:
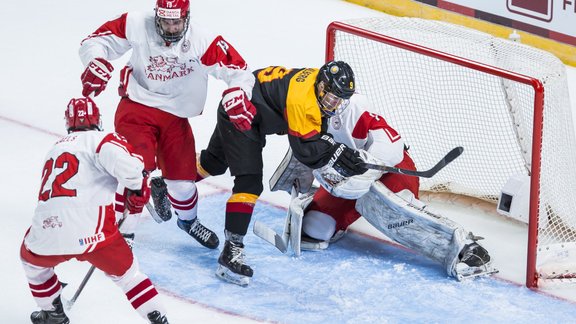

{"left": 331, "top": 115, "right": 342, "bottom": 130}
{"left": 181, "top": 39, "right": 190, "bottom": 52}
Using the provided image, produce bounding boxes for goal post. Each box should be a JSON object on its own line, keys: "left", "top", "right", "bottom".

{"left": 326, "top": 16, "right": 576, "bottom": 288}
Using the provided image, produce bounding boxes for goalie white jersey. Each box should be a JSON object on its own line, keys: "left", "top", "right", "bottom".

{"left": 327, "top": 94, "right": 405, "bottom": 168}
{"left": 24, "top": 131, "right": 144, "bottom": 256}
{"left": 314, "top": 94, "right": 413, "bottom": 199}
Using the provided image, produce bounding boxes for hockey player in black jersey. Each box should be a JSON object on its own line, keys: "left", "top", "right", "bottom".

{"left": 198, "top": 61, "right": 368, "bottom": 285}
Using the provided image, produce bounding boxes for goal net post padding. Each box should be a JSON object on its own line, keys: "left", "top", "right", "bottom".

{"left": 326, "top": 16, "right": 576, "bottom": 288}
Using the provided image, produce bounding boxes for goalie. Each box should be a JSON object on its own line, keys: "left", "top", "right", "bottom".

{"left": 287, "top": 94, "right": 497, "bottom": 280}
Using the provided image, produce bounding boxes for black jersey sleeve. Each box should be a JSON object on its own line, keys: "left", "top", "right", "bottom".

{"left": 288, "top": 132, "right": 336, "bottom": 169}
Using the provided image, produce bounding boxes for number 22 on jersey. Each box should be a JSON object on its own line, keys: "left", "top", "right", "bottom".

{"left": 38, "top": 152, "right": 80, "bottom": 201}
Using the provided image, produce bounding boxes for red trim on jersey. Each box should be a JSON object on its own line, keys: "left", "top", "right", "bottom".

{"left": 351, "top": 111, "right": 401, "bottom": 143}
{"left": 96, "top": 133, "right": 127, "bottom": 153}
{"left": 81, "top": 13, "right": 128, "bottom": 45}
{"left": 287, "top": 128, "right": 320, "bottom": 139}
{"left": 226, "top": 201, "right": 255, "bottom": 214}
{"left": 119, "top": 66, "right": 133, "bottom": 97}
{"left": 82, "top": 206, "right": 105, "bottom": 253}
{"left": 200, "top": 36, "right": 248, "bottom": 70}
{"left": 96, "top": 133, "right": 144, "bottom": 162}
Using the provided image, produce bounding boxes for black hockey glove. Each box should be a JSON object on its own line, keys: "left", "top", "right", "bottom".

{"left": 329, "top": 144, "right": 368, "bottom": 178}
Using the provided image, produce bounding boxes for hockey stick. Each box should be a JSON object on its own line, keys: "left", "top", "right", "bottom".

{"left": 65, "top": 212, "right": 128, "bottom": 310}
{"left": 253, "top": 182, "right": 300, "bottom": 253}
{"left": 360, "top": 146, "right": 464, "bottom": 178}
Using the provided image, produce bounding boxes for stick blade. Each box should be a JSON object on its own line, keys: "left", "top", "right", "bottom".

{"left": 253, "top": 221, "right": 288, "bottom": 253}
{"left": 444, "top": 146, "right": 464, "bottom": 165}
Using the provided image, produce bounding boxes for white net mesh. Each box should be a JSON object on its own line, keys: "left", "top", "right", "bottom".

{"left": 330, "top": 16, "right": 576, "bottom": 283}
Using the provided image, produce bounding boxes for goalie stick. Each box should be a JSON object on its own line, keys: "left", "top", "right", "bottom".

{"left": 253, "top": 181, "right": 300, "bottom": 253}
{"left": 360, "top": 146, "right": 464, "bottom": 178}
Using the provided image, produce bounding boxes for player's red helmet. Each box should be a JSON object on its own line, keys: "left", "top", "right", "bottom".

{"left": 65, "top": 97, "right": 102, "bottom": 133}
{"left": 155, "top": 0, "right": 190, "bottom": 43}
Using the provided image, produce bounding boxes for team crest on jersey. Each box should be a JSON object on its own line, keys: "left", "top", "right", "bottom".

{"left": 146, "top": 55, "right": 194, "bottom": 81}
{"left": 42, "top": 216, "right": 63, "bottom": 229}
{"left": 181, "top": 39, "right": 190, "bottom": 52}
{"left": 331, "top": 115, "right": 342, "bottom": 130}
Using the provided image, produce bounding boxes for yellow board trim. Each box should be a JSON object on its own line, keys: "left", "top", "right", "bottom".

{"left": 345, "top": 0, "right": 576, "bottom": 67}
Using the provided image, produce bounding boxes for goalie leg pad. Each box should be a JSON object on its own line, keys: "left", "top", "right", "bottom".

{"left": 356, "top": 182, "right": 470, "bottom": 277}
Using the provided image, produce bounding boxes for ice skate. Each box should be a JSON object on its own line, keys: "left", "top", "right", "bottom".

{"left": 150, "top": 177, "right": 172, "bottom": 221}
{"left": 300, "top": 230, "right": 345, "bottom": 251}
{"left": 30, "top": 296, "right": 70, "bottom": 324}
{"left": 455, "top": 242, "right": 498, "bottom": 281}
{"left": 147, "top": 310, "right": 169, "bottom": 324}
{"left": 177, "top": 218, "right": 219, "bottom": 249}
{"left": 216, "top": 240, "right": 253, "bottom": 286}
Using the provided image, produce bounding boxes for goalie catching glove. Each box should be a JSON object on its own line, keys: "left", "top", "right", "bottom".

{"left": 125, "top": 175, "right": 151, "bottom": 214}
{"left": 81, "top": 58, "right": 114, "bottom": 97}
{"left": 222, "top": 87, "right": 256, "bottom": 131}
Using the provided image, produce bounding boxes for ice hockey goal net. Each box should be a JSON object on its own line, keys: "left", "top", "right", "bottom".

{"left": 326, "top": 16, "right": 576, "bottom": 288}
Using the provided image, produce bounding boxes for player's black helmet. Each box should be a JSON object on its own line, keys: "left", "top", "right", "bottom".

{"left": 315, "top": 61, "right": 355, "bottom": 117}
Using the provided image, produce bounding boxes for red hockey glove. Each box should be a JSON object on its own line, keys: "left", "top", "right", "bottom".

{"left": 81, "top": 58, "right": 114, "bottom": 97}
{"left": 221, "top": 87, "right": 256, "bottom": 131}
{"left": 125, "top": 176, "right": 151, "bottom": 214}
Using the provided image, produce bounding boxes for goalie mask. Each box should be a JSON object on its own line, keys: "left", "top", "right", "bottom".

{"left": 65, "top": 97, "right": 102, "bottom": 133}
{"left": 155, "top": 0, "right": 190, "bottom": 43}
{"left": 315, "top": 61, "right": 355, "bottom": 117}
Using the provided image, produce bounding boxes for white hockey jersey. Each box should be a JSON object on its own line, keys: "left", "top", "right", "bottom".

{"left": 327, "top": 94, "right": 405, "bottom": 167}
{"left": 79, "top": 11, "right": 255, "bottom": 118}
{"left": 315, "top": 94, "right": 407, "bottom": 199}
{"left": 24, "top": 131, "right": 144, "bottom": 256}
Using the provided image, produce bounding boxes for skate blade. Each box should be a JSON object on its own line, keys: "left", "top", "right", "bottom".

{"left": 300, "top": 240, "right": 329, "bottom": 251}
{"left": 455, "top": 263, "right": 499, "bottom": 281}
{"left": 215, "top": 265, "right": 250, "bottom": 287}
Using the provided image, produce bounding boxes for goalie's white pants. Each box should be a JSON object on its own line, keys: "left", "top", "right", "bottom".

{"left": 356, "top": 182, "right": 470, "bottom": 277}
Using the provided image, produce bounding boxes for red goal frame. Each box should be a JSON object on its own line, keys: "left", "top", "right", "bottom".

{"left": 325, "top": 21, "right": 545, "bottom": 288}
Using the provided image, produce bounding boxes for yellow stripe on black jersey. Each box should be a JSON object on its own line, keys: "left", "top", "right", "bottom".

{"left": 255, "top": 67, "right": 322, "bottom": 139}
{"left": 285, "top": 68, "right": 322, "bottom": 139}
{"left": 253, "top": 66, "right": 334, "bottom": 169}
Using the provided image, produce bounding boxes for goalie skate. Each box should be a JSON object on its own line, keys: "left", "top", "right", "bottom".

{"left": 454, "top": 242, "right": 499, "bottom": 281}
{"left": 454, "top": 262, "right": 499, "bottom": 281}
